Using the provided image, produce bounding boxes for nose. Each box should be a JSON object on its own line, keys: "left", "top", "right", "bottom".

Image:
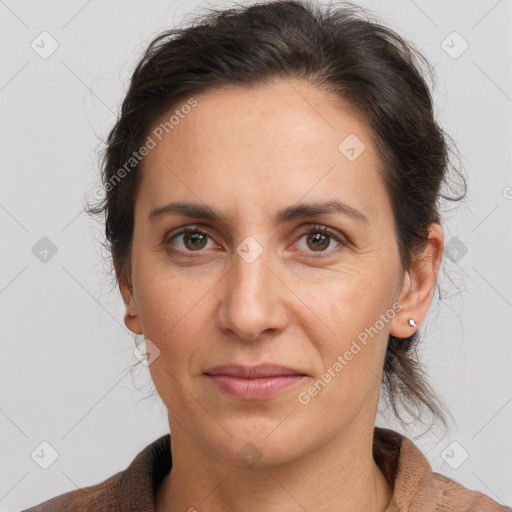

{"left": 216, "top": 244, "right": 289, "bottom": 342}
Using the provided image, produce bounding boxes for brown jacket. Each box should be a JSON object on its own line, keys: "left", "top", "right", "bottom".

{"left": 22, "top": 427, "right": 510, "bottom": 511}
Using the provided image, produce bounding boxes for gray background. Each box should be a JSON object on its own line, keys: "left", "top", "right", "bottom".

{"left": 1, "top": 1, "right": 511, "bottom": 510}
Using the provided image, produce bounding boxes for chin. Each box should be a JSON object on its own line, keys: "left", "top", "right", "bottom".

{"left": 207, "top": 419, "right": 311, "bottom": 468}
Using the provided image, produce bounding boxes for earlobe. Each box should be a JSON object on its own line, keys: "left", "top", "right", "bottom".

{"left": 389, "top": 270, "right": 417, "bottom": 339}
{"left": 119, "top": 278, "right": 143, "bottom": 335}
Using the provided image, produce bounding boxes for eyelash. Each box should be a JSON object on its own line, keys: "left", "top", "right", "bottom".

{"left": 162, "top": 224, "right": 348, "bottom": 259}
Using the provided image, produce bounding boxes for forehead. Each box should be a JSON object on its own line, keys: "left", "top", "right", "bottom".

{"left": 137, "top": 79, "right": 390, "bottom": 225}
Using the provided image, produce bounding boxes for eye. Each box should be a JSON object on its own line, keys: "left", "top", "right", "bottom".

{"left": 163, "top": 225, "right": 216, "bottom": 256}
{"left": 294, "top": 224, "right": 347, "bottom": 257}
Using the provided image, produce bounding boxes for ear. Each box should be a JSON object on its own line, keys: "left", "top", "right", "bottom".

{"left": 119, "top": 276, "right": 143, "bottom": 335}
{"left": 389, "top": 223, "right": 444, "bottom": 338}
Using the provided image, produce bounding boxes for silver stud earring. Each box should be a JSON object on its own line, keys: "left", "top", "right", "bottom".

{"left": 408, "top": 318, "right": 417, "bottom": 327}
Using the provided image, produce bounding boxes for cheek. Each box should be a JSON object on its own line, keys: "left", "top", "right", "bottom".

{"left": 134, "top": 247, "right": 198, "bottom": 330}
{"left": 304, "top": 287, "right": 389, "bottom": 415}
{"left": 137, "top": 274, "right": 209, "bottom": 411}
{"left": 301, "top": 270, "right": 392, "bottom": 380}
{"left": 303, "top": 267, "right": 387, "bottom": 338}
{"left": 134, "top": 271, "right": 186, "bottom": 350}
{"left": 135, "top": 267, "right": 218, "bottom": 372}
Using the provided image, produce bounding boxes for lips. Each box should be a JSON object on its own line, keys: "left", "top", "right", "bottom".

{"left": 204, "top": 364, "right": 306, "bottom": 378}
{"left": 204, "top": 364, "right": 307, "bottom": 400}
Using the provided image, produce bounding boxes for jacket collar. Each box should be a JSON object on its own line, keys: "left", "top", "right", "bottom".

{"left": 118, "top": 426, "right": 432, "bottom": 511}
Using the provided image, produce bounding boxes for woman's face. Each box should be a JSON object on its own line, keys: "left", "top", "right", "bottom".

{"left": 122, "top": 79, "right": 416, "bottom": 466}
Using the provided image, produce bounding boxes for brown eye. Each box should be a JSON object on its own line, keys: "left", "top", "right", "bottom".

{"left": 295, "top": 224, "right": 347, "bottom": 256}
{"left": 164, "top": 226, "right": 214, "bottom": 255}
{"left": 182, "top": 231, "right": 208, "bottom": 250}
{"left": 306, "top": 232, "right": 330, "bottom": 251}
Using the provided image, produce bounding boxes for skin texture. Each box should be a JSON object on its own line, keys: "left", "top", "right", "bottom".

{"left": 119, "top": 78, "right": 443, "bottom": 512}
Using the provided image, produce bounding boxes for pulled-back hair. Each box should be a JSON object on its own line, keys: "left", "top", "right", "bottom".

{"left": 87, "top": 0, "right": 466, "bottom": 433}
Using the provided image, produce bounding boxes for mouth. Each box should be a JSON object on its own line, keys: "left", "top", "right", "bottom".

{"left": 203, "top": 364, "right": 307, "bottom": 400}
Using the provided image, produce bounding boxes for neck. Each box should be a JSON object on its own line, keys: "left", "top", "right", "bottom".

{"left": 155, "top": 420, "right": 393, "bottom": 512}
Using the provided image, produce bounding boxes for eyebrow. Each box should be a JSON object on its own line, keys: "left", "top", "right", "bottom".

{"left": 148, "top": 200, "right": 369, "bottom": 225}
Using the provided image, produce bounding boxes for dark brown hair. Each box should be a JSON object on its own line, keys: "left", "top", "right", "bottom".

{"left": 86, "top": 0, "right": 466, "bottom": 433}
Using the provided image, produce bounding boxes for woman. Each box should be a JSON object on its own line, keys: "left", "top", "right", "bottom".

{"left": 23, "top": 1, "right": 509, "bottom": 510}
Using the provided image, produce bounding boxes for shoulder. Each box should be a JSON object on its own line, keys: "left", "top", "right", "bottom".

{"left": 21, "top": 470, "right": 125, "bottom": 512}
{"left": 412, "top": 471, "right": 511, "bottom": 511}
{"left": 373, "top": 427, "right": 511, "bottom": 512}
{"left": 22, "top": 433, "right": 172, "bottom": 512}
